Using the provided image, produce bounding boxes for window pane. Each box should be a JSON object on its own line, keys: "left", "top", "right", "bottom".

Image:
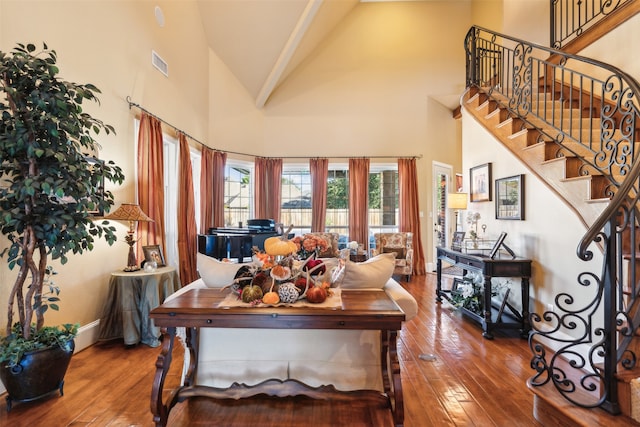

{"left": 163, "top": 137, "right": 179, "bottom": 267}
{"left": 224, "top": 163, "right": 252, "bottom": 228}
{"left": 369, "top": 168, "right": 399, "bottom": 250}
{"left": 280, "top": 169, "right": 311, "bottom": 235}
{"left": 326, "top": 169, "right": 348, "bottom": 247}
{"left": 190, "top": 148, "right": 201, "bottom": 234}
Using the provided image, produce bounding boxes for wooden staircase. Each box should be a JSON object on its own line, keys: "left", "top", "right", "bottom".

{"left": 462, "top": 86, "right": 640, "bottom": 425}
{"left": 462, "top": 87, "right": 610, "bottom": 229}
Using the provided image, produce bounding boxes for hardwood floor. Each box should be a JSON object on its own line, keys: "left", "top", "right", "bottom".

{"left": 0, "top": 273, "right": 631, "bottom": 426}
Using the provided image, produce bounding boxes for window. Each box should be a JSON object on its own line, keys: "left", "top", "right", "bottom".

{"left": 190, "top": 149, "right": 202, "bottom": 233}
{"left": 134, "top": 119, "right": 202, "bottom": 268}
{"left": 162, "top": 137, "right": 201, "bottom": 267}
{"left": 163, "top": 136, "right": 179, "bottom": 267}
{"left": 280, "top": 167, "right": 311, "bottom": 235}
{"left": 275, "top": 164, "right": 398, "bottom": 249}
{"left": 224, "top": 161, "right": 253, "bottom": 228}
{"left": 368, "top": 166, "right": 399, "bottom": 249}
{"left": 325, "top": 168, "right": 348, "bottom": 241}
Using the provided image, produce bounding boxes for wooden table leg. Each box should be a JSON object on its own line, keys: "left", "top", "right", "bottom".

{"left": 381, "top": 329, "right": 404, "bottom": 427}
{"left": 482, "top": 274, "right": 495, "bottom": 340}
{"left": 520, "top": 277, "right": 531, "bottom": 338}
{"left": 150, "top": 326, "right": 175, "bottom": 427}
{"left": 436, "top": 258, "right": 443, "bottom": 302}
{"left": 183, "top": 327, "right": 198, "bottom": 386}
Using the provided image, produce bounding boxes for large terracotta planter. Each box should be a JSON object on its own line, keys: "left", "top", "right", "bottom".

{"left": 0, "top": 339, "right": 75, "bottom": 411}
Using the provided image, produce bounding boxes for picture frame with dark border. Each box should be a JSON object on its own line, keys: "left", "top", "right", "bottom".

{"left": 451, "top": 231, "right": 465, "bottom": 252}
{"left": 495, "top": 174, "right": 524, "bottom": 220}
{"left": 489, "top": 231, "right": 515, "bottom": 259}
{"left": 470, "top": 163, "right": 492, "bottom": 202}
{"left": 142, "top": 244, "right": 166, "bottom": 267}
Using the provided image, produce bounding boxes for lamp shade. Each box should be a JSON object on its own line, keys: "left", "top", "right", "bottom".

{"left": 104, "top": 203, "right": 153, "bottom": 222}
{"left": 447, "top": 193, "right": 468, "bottom": 210}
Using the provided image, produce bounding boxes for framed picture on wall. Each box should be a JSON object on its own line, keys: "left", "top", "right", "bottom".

{"left": 470, "top": 163, "right": 492, "bottom": 202}
{"left": 495, "top": 174, "right": 525, "bottom": 220}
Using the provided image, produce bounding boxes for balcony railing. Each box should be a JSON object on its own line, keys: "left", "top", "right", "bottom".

{"left": 551, "top": 0, "right": 634, "bottom": 49}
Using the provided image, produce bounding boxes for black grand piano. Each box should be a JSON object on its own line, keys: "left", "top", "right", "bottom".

{"left": 197, "top": 219, "right": 283, "bottom": 262}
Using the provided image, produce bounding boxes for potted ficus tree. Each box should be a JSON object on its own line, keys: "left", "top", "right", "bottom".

{"left": 0, "top": 42, "right": 124, "bottom": 408}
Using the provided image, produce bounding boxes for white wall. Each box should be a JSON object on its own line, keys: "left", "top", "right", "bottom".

{"left": 0, "top": 0, "right": 210, "bottom": 331}
{"left": 461, "top": 108, "right": 604, "bottom": 332}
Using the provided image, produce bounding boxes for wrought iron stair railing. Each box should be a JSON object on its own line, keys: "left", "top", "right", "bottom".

{"left": 465, "top": 25, "right": 640, "bottom": 414}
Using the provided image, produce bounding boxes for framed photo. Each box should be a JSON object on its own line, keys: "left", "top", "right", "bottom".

{"left": 451, "top": 277, "right": 466, "bottom": 293}
{"left": 451, "top": 231, "right": 465, "bottom": 252}
{"left": 469, "top": 163, "right": 492, "bottom": 202}
{"left": 142, "top": 245, "right": 165, "bottom": 267}
{"left": 489, "top": 232, "right": 508, "bottom": 259}
{"left": 495, "top": 174, "right": 524, "bottom": 220}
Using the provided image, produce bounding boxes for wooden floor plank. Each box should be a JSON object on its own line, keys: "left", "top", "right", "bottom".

{"left": 1, "top": 273, "right": 636, "bottom": 426}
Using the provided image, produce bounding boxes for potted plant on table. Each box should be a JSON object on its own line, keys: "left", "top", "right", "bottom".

{"left": 0, "top": 43, "right": 124, "bottom": 409}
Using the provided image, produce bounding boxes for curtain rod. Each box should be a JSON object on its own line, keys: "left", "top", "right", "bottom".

{"left": 126, "top": 97, "right": 422, "bottom": 160}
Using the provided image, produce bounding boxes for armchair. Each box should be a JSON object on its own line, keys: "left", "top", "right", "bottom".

{"left": 372, "top": 232, "right": 414, "bottom": 282}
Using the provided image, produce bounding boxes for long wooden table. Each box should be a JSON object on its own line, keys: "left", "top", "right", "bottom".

{"left": 149, "top": 288, "right": 406, "bottom": 427}
{"left": 436, "top": 246, "right": 532, "bottom": 339}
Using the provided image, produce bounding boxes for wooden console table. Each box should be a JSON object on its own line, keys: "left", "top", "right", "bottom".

{"left": 436, "top": 246, "right": 532, "bottom": 339}
{"left": 149, "top": 288, "right": 406, "bottom": 427}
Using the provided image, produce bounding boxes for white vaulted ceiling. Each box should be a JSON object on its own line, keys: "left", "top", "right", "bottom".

{"left": 196, "top": 0, "right": 360, "bottom": 108}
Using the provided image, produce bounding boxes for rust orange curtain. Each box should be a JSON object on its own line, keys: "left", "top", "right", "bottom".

{"left": 199, "top": 146, "right": 214, "bottom": 232}
{"left": 136, "top": 113, "right": 166, "bottom": 262}
{"left": 398, "top": 158, "right": 425, "bottom": 275}
{"left": 348, "top": 158, "right": 370, "bottom": 250}
{"left": 254, "top": 157, "right": 282, "bottom": 221}
{"left": 177, "top": 134, "right": 198, "bottom": 285}
{"left": 310, "top": 158, "right": 328, "bottom": 232}
{"left": 212, "top": 150, "right": 227, "bottom": 227}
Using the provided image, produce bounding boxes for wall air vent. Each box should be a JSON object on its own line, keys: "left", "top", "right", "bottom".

{"left": 151, "top": 50, "right": 168, "bottom": 77}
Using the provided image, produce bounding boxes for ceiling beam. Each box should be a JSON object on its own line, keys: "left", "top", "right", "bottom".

{"left": 255, "top": 0, "right": 324, "bottom": 108}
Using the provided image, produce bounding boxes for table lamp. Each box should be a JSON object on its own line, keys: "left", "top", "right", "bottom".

{"left": 447, "top": 192, "right": 468, "bottom": 232}
{"left": 105, "top": 203, "right": 154, "bottom": 271}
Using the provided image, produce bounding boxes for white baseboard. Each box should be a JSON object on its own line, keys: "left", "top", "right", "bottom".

{"left": 74, "top": 320, "right": 101, "bottom": 353}
{"left": 0, "top": 320, "right": 101, "bottom": 396}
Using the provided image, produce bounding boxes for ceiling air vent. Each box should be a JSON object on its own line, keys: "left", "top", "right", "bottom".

{"left": 151, "top": 50, "right": 168, "bottom": 77}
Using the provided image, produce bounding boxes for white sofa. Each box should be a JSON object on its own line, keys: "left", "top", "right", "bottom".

{"left": 165, "top": 253, "right": 418, "bottom": 392}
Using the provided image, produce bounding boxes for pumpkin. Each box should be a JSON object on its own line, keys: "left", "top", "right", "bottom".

{"left": 264, "top": 237, "right": 297, "bottom": 256}
{"left": 261, "top": 278, "right": 280, "bottom": 304}
{"left": 262, "top": 291, "right": 280, "bottom": 305}
{"left": 270, "top": 264, "right": 292, "bottom": 281}
{"left": 304, "top": 259, "right": 325, "bottom": 275}
{"left": 278, "top": 282, "right": 301, "bottom": 303}
{"left": 241, "top": 284, "right": 263, "bottom": 303}
{"left": 306, "top": 284, "right": 327, "bottom": 304}
{"left": 264, "top": 224, "right": 297, "bottom": 256}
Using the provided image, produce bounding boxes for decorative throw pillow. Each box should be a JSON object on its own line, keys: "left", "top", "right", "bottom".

{"left": 338, "top": 253, "right": 396, "bottom": 289}
{"left": 197, "top": 253, "right": 252, "bottom": 288}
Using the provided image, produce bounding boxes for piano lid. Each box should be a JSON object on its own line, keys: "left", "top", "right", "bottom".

{"left": 247, "top": 218, "right": 276, "bottom": 231}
